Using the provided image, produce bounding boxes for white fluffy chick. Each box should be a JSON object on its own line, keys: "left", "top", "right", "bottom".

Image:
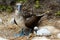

{"left": 34, "top": 26, "right": 39, "bottom": 34}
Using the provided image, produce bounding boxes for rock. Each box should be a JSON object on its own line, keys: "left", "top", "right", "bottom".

{"left": 57, "top": 33, "right": 60, "bottom": 38}
{"left": 0, "top": 0, "right": 2, "bottom": 4}
{"left": 9, "top": 18, "right": 15, "bottom": 24}
{"left": 36, "top": 28, "right": 51, "bottom": 36}
{"left": 32, "top": 37, "right": 50, "bottom": 40}
{"left": 0, "top": 18, "right": 2, "bottom": 24}
{"left": 40, "top": 26, "right": 60, "bottom": 34}
{"left": 0, "top": 37, "right": 8, "bottom": 40}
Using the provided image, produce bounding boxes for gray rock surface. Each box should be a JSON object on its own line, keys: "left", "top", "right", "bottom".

{"left": 36, "top": 28, "right": 51, "bottom": 36}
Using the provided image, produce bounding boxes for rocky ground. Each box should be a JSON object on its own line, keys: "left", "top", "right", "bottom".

{"left": 0, "top": 0, "right": 60, "bottom": 40}
{"left": 0, "top": 12, "right": 60, "bottom": 40}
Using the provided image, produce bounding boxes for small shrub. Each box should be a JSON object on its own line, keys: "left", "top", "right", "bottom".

{"left": 55, "top": 11, "right": 60, "bottom": 16}
{"left": 0, "top": 5, "right": 13, "bottom": 13}
{"left": 34, "top": 0, "right": 40, "bottom": 9}
{"left": 16, "top": 0, "right": 27, "bottom": 3}
{"left": 6, "top": 6, "right": 13, "bottom": 13}
{"left": 0, "top": 5, "right": 6, "bottom": 11}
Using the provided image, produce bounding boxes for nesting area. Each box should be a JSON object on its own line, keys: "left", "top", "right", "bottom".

{"left": 0, "top": 0, "right": 60, "bottom": 40}
{"left": 0, "top": 12, "right": 60, "bottom": 40}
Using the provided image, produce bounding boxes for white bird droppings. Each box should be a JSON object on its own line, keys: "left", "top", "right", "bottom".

{"left": 36, "top": 28, "right": 51, "bottom": 36}
{"left": 0, "top": 37, "right": 8, "bottom": 40}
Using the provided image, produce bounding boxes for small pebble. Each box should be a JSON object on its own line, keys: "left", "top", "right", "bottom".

{"left": 32, "top": 36, "right": 50, "bottom": 40}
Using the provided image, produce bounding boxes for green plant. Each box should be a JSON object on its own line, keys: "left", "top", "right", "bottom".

{"left": 0, "top": 5, "right": 13, "bottom": 13}
{"left": 34, "top": 0, "right": 40, "bottom": 9}
{"left": 6, "top": 6, "right": 13, "bottom": 13}
{"left": 0, "top": 5, "right": 2, "bottom": 10}
{"left": 16, "top": 0, "right": 27, "bottom": 3}
{"left": 0, "top": 5, "right": 6, "bottom": 11}
{"left": 55, "top": 11, "right": 60, "bottom": 16}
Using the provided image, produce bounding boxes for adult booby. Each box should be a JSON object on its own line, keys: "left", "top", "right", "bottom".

{"left": 25, "top": 14, "right": 44, "bottom": 32}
